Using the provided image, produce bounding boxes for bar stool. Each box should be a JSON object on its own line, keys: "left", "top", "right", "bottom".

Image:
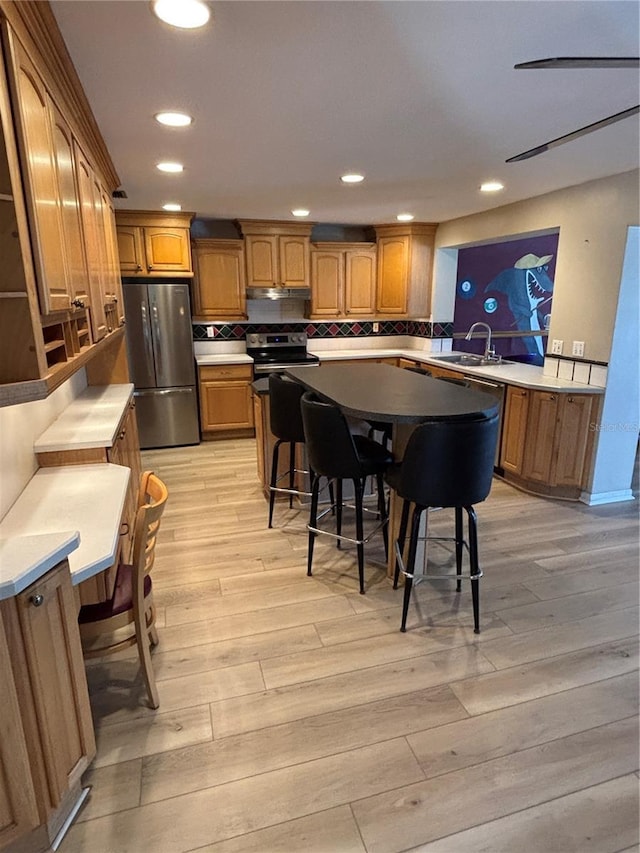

{"left": 268, "top": 373, "right": 317, "bottom": 528}
{"left": 301, "top": 393, "right": 393, "bottom": 594}
{"left": 386, "top": 413, "right": 499, "bottom": 632}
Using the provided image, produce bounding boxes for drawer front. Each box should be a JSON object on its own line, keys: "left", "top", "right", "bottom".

{"left": 199, "top": 364, "right": 252, "bottom": 381}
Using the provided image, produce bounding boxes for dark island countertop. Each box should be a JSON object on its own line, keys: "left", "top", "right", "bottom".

{"left": 285, "top": 363, "right": 499, "bottom": 423}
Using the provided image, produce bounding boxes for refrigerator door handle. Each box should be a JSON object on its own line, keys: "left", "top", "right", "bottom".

{"left": 141, "top": 302, "right": 154, "bottom": 371}
{"left": 135, "top": 388, "right": 194, "bottom": 396}
{"left": 150, "top": 300, "right": 163, "bottom": 378}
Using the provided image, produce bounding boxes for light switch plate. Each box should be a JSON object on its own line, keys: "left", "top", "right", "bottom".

{"left": 551, "top": 339, "right": 563, "bottom": 355}
{"left": 206, "top": 326, "right": 214, "bottom": 338}
{"left": 373, "top": 322, "right": 380, "bottom": 333}
{"left": 572, "top": 340, "right": 585, "bottom": 357}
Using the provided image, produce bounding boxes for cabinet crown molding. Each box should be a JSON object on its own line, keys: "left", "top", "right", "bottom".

{"left": 373, "top": 223, "right": 437, "bottom": 238}
{"left": 115, "top": 210, "right": 195, "bottom": 228}
{"left": 312, "top": 242, "right": 376, "bottom": 251}
{"left": 236, "top": 219, "right": 313, "bottom": 237}
{"left": 0, "top": 0, "right": 119, "bottom": 189}
{"left": 192, "top": 238, "right": 244, "bottom": 249}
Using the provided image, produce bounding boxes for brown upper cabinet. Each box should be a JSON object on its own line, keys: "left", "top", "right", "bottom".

{"left": 0, "top": 3, "right": 127, "bottom": 405}
{"left": 192, "top": 238, "right": 246, "bottom": 320}
{"left": 310, "top": 242, "right": 376, "bottom": 318}
{"left": 115, "top": 211, "right": 194, "bottom": 277}
{"left": 237, "top": 220, "right": 312, "bottom": 289}
{"left": 374, "top": 223, "right": 436, "bottom": 317}
{"left": 5, "top": 34, "right": 71, "bottom": 314}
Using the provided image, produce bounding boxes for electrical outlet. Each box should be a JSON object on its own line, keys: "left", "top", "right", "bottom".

{"left": 373, "top": 321, "right": 380, "bottom": 333}
{"left": 572, "top": 340, "right": 585, "bottom": 357}
{"left": 551, "top": 339, "right": 563, "bottom": 355}
{"left": 206, "top": 326, "right": 214, "bottom": 338}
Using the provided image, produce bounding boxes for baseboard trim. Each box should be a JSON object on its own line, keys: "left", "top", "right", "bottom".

{"left": 579, "top": 488, "right": 635, "bottom": 505}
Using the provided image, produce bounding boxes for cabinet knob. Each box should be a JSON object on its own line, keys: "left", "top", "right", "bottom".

{"left": 30, "top": 593, "right": 44, "bottom": 607}
{"left": 568, "top": 396, "right": 574, "bottom": 403}
{"left": 148, "top": 265, "right": 154, "bottom": 271}
{"left": 119, "top": 429, "right": 126, "bottom": 440}
{"left": 136, "top": 264, "right": 142, "bottom": 271}
{"left": 71, "top": 297, "right": 85, "bottom": 308}
{"left": 549, "top": 395, "right": 556, "bottom": 401}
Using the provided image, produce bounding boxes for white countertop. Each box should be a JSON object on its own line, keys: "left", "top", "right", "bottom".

{"left": 0, "top": 463, "right": 130, "bottom": 599}
{"left": 196, "top": 353, "right": 253, "bottom": 366}
{"left": 0, "top": 532, "right": 80, "bottom": 599}
{"left": 309, "top": 347, "right": 603, "bottom": 394}
{"left": 34, "top": 384, "right": 134, "bottom": 452}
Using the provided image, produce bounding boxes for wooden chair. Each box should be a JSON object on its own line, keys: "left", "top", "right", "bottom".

{"left": 78, "top": 471, "right": 168, "bottom": 709}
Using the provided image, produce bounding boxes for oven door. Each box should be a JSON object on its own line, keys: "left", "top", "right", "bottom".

{"left": 252, "top": 359, "right": 320, "bottom": 377}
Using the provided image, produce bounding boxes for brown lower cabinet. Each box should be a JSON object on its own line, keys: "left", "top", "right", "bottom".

{"left": 0, "top": 560, "right": 95, "bottom": 853}
{"left": 500, "top": 385, "right": 599, "bottom": 499}
{"left": 199, "top": 364, "right": 255, "bottom": 439}
{"left": 35, "top": 399, "right": 141, "bottom": 604}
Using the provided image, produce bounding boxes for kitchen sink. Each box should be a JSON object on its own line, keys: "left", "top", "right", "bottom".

{"left": 432, "top": 353, "right": 510, "bottom": 367}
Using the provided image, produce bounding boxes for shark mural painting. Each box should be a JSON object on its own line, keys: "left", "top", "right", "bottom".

{"left": 485, "top": 253, "right": 554, "bottom": 359}
{"left": 453, "top": 234, "right": 559, "bottom": 366}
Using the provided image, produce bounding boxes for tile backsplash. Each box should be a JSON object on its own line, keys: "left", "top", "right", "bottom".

{"left": 192, "top": 319, "right": 454, "bottom": 341}
{"left": 543, "top": 355, "right": 608, "bottom": 388}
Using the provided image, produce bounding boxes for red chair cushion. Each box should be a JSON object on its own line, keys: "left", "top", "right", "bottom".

{"left": 78, "top": 563, "right": 152, "bottom": 624}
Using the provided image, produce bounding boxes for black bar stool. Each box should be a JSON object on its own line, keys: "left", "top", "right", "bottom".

{"left": 268, "top": 373, "right": 322, "bottom": 528}
{"left": 386, "top": 413, "right": 499, "bottom": 632}
{"left": 301, "top": 393, "right": 393, "bottom": 594}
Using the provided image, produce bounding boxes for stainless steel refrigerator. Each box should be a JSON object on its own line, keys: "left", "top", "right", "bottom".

{"left": 123, "top": 281, "right": 200, "bottom": 449}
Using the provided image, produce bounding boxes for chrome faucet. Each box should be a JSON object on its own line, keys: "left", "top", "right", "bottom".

{"left": 465, "top": 322, "right": 495, "bottom": 359}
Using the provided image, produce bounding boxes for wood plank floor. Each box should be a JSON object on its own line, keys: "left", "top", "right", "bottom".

{"left": 60, "top": 438, "right": 639, "bottom": 853}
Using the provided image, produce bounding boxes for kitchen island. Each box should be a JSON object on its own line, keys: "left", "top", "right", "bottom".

{"left": 285, "top": 362, "right": 499, "bottom": 424}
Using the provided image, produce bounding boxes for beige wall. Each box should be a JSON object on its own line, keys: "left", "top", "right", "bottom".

{"left": 0, "top": 369, "right": 87, "bottom": 518}
{"left": 433, "top": 170, "right": 639, "bottom": 363}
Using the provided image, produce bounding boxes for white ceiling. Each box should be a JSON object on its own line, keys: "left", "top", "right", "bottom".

{"left": 52, "top": 0, "right": 639, "bottom": 226}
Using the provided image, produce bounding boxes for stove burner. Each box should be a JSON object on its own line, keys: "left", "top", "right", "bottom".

{"left": 246, "top": 332, "right": 320, "bottom": 376}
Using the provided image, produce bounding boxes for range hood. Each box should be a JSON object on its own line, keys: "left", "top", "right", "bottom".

{"left": 246, "top": 287, "right": 311, "bottom": 300}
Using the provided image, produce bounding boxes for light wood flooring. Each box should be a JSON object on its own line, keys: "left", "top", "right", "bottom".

{"left": 61, "top": 438, "right": 639, "bottom": 853}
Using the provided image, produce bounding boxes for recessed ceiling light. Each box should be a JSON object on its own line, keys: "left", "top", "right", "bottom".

{"left": 341, "top": 173, "right": 365, "bottom": 184}
{"left": 156, "top": 161, "right": 184, "bottom": 173}
{"left": 480, "top": 181, "right": 505, "bottom": 193}
{"left": 291, "top": 208, "right": 310, "bottom": 217}
{"left": 396, "top": 213, "right": 414, "bottom": 222}
{"left": 162, "top": 203, "right": 182, "bottom": 211}
{"left": 155, "top": 111, "right": 193, "bottom": 127}
{"left": 152, "top": 0, "right": 211, "bottom": 29}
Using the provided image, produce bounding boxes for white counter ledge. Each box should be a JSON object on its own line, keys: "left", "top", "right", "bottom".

{"left": 0, "top": 532, "right": 80, "bottom": 600}
{"left": 195, "top": 353, "right": 253, "bottom": 366}
{"left": 34, "top": 384, "right": 134, "bottom": 453}
{"left": 0, "top": 463, "right": 130, "bottom": 599}
{"left": 308, "top": 347, "right": 603, "bottom": 394}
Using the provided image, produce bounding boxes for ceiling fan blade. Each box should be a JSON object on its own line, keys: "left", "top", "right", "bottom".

{"left": 506, "top": 105, "right": 640, "bottom": 162}
{"left": 515, "top": 57, "right": 639, "bottom": 70}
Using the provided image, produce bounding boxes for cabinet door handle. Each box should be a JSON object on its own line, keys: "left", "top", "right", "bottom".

{"left": 30, "top": 593, "right": 44, "bottom": 607}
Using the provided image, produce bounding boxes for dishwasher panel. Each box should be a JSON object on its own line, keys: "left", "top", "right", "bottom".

{"left": 462, "top": 375, "right": 506, "bottom": 466}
